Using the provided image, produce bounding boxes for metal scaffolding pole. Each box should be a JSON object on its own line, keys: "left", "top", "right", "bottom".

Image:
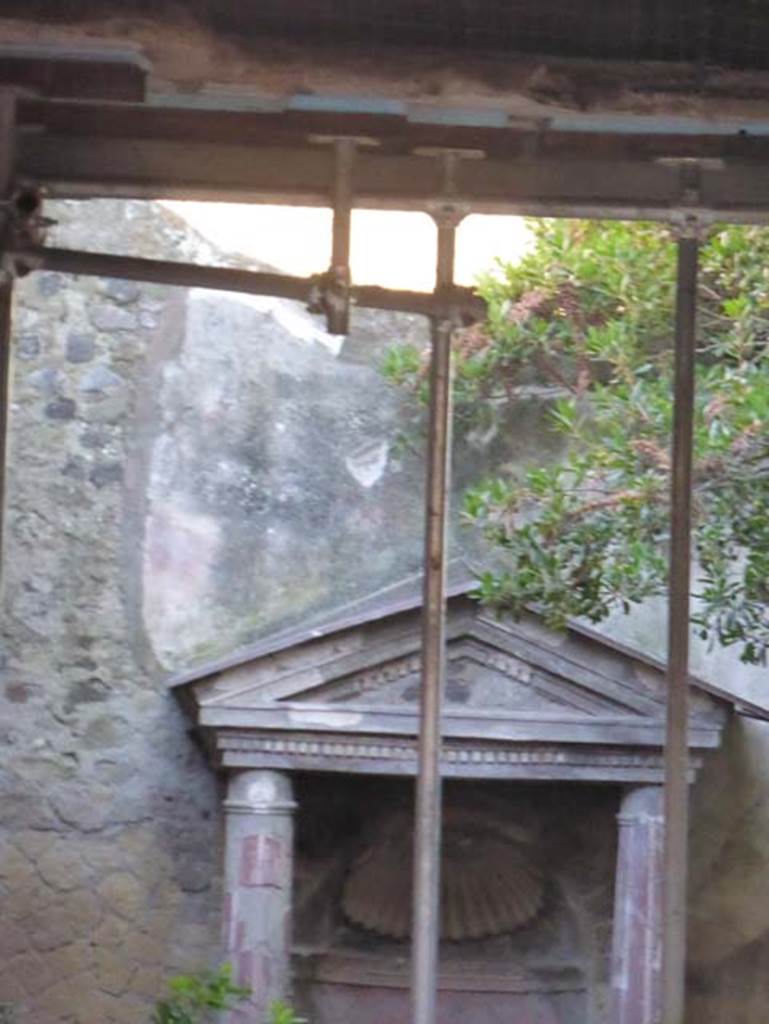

{"left": 0, "top": 91, "right": 17, "bottom": 583}
{"left": 411, "top": 202, "right": 461, "bottom": 1024}
{"left": 660, "top": 225, "right": 700, "bottom": 1024}
{"left": 326, "top": 137, "right": 354, "bottom": 335}
{"left": 10, "top": 245, "right": 483, "bottom": 321}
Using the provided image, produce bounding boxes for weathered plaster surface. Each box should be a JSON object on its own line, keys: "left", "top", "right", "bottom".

{"left": 0, "top": 197, "right": 548, "bottom": 1021}
{"left": 1, "top": 197, "right": 769, "bottom": 1022}
{"left": 138, "top": 238, "right": 552, "bottom": 666}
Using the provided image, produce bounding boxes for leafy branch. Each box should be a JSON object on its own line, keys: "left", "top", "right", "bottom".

{"left": 384, "top": 219, "right": 769, "bottom": 664}
{"left": 153, "top": 965, "right": 307, "bottom": 1024}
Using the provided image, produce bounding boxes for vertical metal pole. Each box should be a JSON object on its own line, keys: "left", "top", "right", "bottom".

{"left": 0, "top": 91, "right": 17, "bottom": 585}
{"left": 660, "top": 227, "right": 699, "bottom": 1024}
{"left": 411, "top": 207, "right": 458, "bottom": 1024}
{"left": 327, "top": 138, "right": 354, "bottom": 335}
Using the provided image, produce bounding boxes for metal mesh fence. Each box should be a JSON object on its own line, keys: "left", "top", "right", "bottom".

{"left": 8, "top": 1, "right": 769, "bottom": 72}
{"left": 10, "top": 0, "right": 769, "bottom": 70}
{"left": 204, "top": 0, "right": 769, "bottom": 72}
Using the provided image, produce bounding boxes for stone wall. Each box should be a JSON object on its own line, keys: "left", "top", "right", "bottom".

{"left": 2, "top": 197, "right": 769, "bottom": 1023}
{"left": 0, "top": 202, "right": 226, "bottom": 1024}
{"left": 0, "top": 197, "right": 544, "bottom": 1022}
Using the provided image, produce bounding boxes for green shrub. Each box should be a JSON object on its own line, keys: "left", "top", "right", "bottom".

{"left": 153, "top": 964, "right": 249, "bottom": 1023}
{"left": 385, "top": 219, "right": 769, "bottom": 663}
{"left": 268, "top": 1002, "right": 306, "bottom": 1024}
{"left": 152, "top": 967, "right": 306, "bottom": 1024}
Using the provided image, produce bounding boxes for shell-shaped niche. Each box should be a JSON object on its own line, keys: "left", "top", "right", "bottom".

{"left": 342, "top": 808, "right": 544, "bottom": 941}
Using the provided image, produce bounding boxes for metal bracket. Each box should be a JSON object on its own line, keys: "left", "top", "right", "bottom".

{"left": 427, "top": 199, "right": 469, "bottom": 231}
{"left": 0, "top": 46, "right": 148, "bottom": 102}
{"left": 424, "top": 148, "right": 477, "bottom": 224}
{"left": 426, "top": 151, "right": 473, "bottom": 329}
{"left": 306, "top": 265, "right": 350, "bottom": 329}
{"left": 0, "top": 187, "right": 54, "bottom": 279}
{"left": 668, "top": 210, "right": 711, "bottom": 242}
{"left": 309, "top": 136, "right": 359, "bottom": 334}
{"left": 659, "top": 158, "right": 719, "bottom": 241}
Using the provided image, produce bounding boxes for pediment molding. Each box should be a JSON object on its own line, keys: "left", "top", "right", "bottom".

{"left": 216, "top": 730, "right": 704, "bottom": 785}
{"left": 175, "top": 596, "right": 732, "bottom": 783}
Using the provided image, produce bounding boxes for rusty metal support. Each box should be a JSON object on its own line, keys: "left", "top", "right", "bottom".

{"left": 0, "top": 47, "right": 148, "bottom": 103}
{"left": 17, "top": 93, "right": 769, "bottom": 223}
{"left": 11, "top": 244, "right": 484, "bottom": 321}
{"left": 0, "top": 91, "right": 17, "bottom": 584}
{"left": 411, "top": 296, "right": 452, "bottom": 1024}
{"left": 660, "top": 222, "right": 700, "bottom": 1024}
{"left": 326, "top": 138, "right": 355, "bottom": 335}
{"left": 411, "top": 192, "right": 464, "bottom": 1024}
{"left": 16, "top": 245, "right": 313, "bottom": 301}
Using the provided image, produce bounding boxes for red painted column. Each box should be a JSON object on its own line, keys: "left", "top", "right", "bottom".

{"left": 610, "top": 785, "right": 664, "bottom": 1024}
{"left": 223, "top": 770, "right": 296, "bottom": 1022}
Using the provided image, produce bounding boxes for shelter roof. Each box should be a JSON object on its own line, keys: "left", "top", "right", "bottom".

{"left": 168, "top": 562, "right": 769, "bottom": 724}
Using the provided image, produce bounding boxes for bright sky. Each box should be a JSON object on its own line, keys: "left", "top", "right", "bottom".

{"left": 162, "top": 202, "right": 530, "bottom": 291}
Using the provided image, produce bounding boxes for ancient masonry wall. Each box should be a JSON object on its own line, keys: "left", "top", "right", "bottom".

{"left": 2, "top": 198, "right": 769, "bottom": 1023}
{"left": 0, "top": 202, "right": 223, "bottom": 1024}
{"left": 0, "top": 197, "right": 468, "bottom": 1023}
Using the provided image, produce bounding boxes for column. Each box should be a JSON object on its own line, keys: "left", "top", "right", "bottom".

{"left": 610, "top": 785, "right": 664, "bottom": 1024}
{"left": 223, "top": 770, "right": 296, "bottom": 1022}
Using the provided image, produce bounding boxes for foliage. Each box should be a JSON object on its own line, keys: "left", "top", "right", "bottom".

{"left": 383, "top": 219, "right": 769, "bottom": 664}
{"left": 153, "top": 964, "right": 250, "bottom": 1024}
{"left": 268, "top": 1001, "right": 306, "bottom": 1024}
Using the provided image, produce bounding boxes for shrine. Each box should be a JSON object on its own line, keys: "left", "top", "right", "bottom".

{"left": 173, "top": 573, "right": 764, "bottom": 1024}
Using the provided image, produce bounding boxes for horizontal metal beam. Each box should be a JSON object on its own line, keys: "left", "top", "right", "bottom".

{"left": 0, "top": 49, "right": 148, "bottom": 102}
{"left": 18, "top": 133, "right": 762, "bottom": 221}
{"left": 19, "top": 98, "right": 769, "bottom": 161}
{"left": 13, "top": 245, "right": 483, "bottom": 318}
{"left": 12, "top": 98, "right": 769, "bottom": 219}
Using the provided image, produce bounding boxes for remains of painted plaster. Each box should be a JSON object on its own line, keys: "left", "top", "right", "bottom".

{"left": 223, "top": 770, "right": 295, "bottom": 1023}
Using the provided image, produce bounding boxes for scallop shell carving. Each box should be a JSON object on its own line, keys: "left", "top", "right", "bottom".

{"left": 342, "top": 810, "right": 544, "bottom": 941}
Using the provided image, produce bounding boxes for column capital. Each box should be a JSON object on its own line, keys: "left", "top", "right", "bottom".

{"left": 617, "top": 783, "right": 664, "bottom": 824}
{"left": 225, "top": 769, "right": 296, "bottom": 816}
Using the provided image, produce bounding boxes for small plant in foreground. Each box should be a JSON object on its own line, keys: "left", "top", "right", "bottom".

{"left": 153, "top": 963, "right": 250, "bottom": 1023}
{"left": 269, "top": 1001, "right": 306, "bottom": 1024}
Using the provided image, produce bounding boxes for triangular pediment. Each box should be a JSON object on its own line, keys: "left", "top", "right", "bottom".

{"left": 185, "top": 598, "right": 724, "bottom": 728}
{"left": 283, "top": 636, "right": 643, "bottom": 716}
{"left": 172, "top": 590, "right": 742, "bottom": 781}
